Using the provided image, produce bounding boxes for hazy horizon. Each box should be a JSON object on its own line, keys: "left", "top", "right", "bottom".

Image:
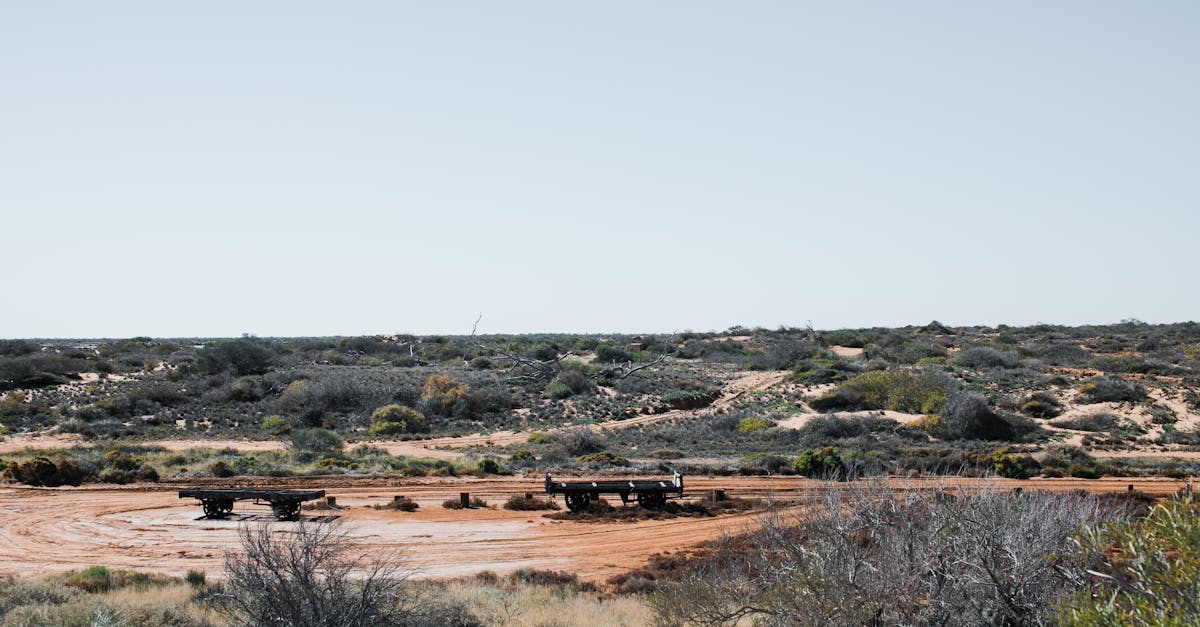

{"left": 3, "top": 2, "right": 1196, "bottom": 338}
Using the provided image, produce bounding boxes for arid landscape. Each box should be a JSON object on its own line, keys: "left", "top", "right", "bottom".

{"left": 7, "top": 0, "right": 1198, "bottom": 622}
{"left": 0, "top": 476, "right": 1188, "bottom": 581}
{"left": 3, "top": 324, "right": 1200, "bottom": 624}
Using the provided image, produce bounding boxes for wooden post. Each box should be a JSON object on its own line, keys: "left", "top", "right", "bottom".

{"left": 326, "top": 496, "right": 337, "bottom": 507}
{"left": 460, "top": 492, "right": 471, "bottom": 508}
{"left": 709, "top": 489, "right": 726, "bottom": 502}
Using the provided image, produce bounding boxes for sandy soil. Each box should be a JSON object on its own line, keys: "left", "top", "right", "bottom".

{"left": 0, "top": 432, "right": 87, "bottom": 453}
{"left": 0, "top": 371, "right": 789, "bottom": 462}
{"left": 0, "top": 475, "right": 1185, "bottom": 582}
{"left": 342, "top": 370, "right": 791, "bottom": 455}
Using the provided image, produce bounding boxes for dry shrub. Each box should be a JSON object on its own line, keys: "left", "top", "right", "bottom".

{"left": 372, "top": 496, "right": 420, "bottom": 512}
{"left": 444, "top": 580, "right": 650, "bottom": 626}
{"left": 502, "top": 495, "right": 559, "bottom": 511}
{"left": 442, "top": 496, "right": 489, "bottom": 510}
{"left": 651, "top": 479, "right": 1114, "bottom": 626}
{"left": 219, "top": 520, "right": 469, "bottom": 626}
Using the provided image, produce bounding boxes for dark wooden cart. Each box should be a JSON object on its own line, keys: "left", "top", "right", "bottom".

{"left": 178, "top": 488, "right": 325, "bottom": 521}
{"left": 544, "top": 471, "right": 683, "bottom": 512}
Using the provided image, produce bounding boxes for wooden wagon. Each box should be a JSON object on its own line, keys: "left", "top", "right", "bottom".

{"left": 178, "top": 488, "right": 325, "bottom": 521}
{"left": 544, "top": 471, "right": 683, "bottom": 511}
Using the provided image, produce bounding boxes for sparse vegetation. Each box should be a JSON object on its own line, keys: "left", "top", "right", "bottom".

{"left": 1077, "top": 376, "right": 1146, "bottom": 404}
{"left": 1056, "top": 493, "right": 1200, "bottom": 624}
{"left": 502, "top": 495, "right": 560, "bottom": 511}
{"left": 652, "top": 480, "right": 1116, "bottom": 626}
{"left": 0, "top": 322, "right": 1198, "bottom": 480}
{"left": 812, "top": 368, "right": 957, "bottom": 414}
{"left": 220, "top": 520, "right": 469, "bottom": 626}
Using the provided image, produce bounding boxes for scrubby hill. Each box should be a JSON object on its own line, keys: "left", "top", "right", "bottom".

{"left": 2, "top": 321, "right": 1199, "bottom": 484}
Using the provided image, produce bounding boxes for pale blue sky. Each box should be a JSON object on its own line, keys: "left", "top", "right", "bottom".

{"left": 2, "top": 2, "right": 1196, "bottom": 338}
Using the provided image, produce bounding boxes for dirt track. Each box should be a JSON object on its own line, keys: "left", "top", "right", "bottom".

{"left": 0, "top": 475, "right": 1187, "bottom": 582}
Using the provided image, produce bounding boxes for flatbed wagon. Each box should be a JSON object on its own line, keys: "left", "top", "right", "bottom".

{"left": 544, "top": 471, "right": 683, "bottom": 511}
{"left": 178, "top": 488, "right": 325, "bottom": 521}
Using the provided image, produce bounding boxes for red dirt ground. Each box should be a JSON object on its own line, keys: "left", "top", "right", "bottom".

{"left": 0, "top": 475, "right": 1186, "bottom": 582}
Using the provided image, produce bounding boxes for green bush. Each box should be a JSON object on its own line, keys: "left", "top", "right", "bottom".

{"left": 185, "top": 570, "right": 206, "bottom": 587}
{"left": 577, "top": 451, "right": 629, "bottom": 466}
{"left": 937, "top": 393, "right": 1014, "bottom": 440}
{"left": 821, "top": 330, "right": 868, "bottom": 348}
{"left": 368, "top": 404, "right": 427, "bottom": 435}
{"left": 1057, "top": 494, "right": 1200, "bottom": 624}
{"left": 793, "top": 447, "right": 844, "bottom": 477}
{"left": 814, "top": 369, "right": 956, "bottom": 414}
{"left": 1076, "top": 376, "right": 1146, "bottom": 404}
{"left": 796, "top": 415, "right": 894, "bottom": 442}
{"left": 194, "top": 337, "right": 275, "bottom": 376}
{"left": 3, "top": 455, "right": 86, "bottom": 487}
{"left": 314, "top": 457, "right": 359, "bottom": 470}
{"left": 367, "top": 421, "right": 402, "bottom": 436}
{"left": 1051, "top": 412, "right": 1120, "bottom": 432}
{"left": 808, "top": 387, "right": 863, "bottom": 412}
{"left": 738, "top": 453, "right": 792, "bottom": 474}
{"left": 544, "top": 382, "right": 573, "bottom": 400}
{"left": 503, "top": 495, "right": 560, "bottom": 511}
{"left": 549, "top": 364, "right": 594, "bottom": 397}
{"left": 1187, "top": 390, "right": 1200, "bottom": 412}
{"left": 1021, "top": 392, "right": 1063, "bottom": 419}
{"left": 291, "top": 428, "right": 344, "bottom": 454}
{"left": 375, "top": 496, "right": 419, "bottom": 511}
{"left": 1067, "top": 464, "right": 1100, "bottom": 479}
{"left": 791, "top": 358, "right": 851, "bottom": 384}
{"left": 662, "top": 388, "right": 720, "bottom": 410}
{"left": 1041, "top": 444, "right": 1095, "bottom": 471}
{"left": 509, "top": 449, "right": 535, "bottom": 462}
{"left": 260, "top": 414, "right": 288, "bottom": 433}
{"left": 527, "top": 431, "right": 553, "bottom": 444}
{"left": 595, "top": 344, "right": 633, "bottom": 363}
{"left": 736, "top": 417, "right": 771, "bottom": 433}
{"left": 97, "top": 461, "right": 159, "bottom": 484}
{"left": 990, "top": 449, "right": 1034, "bottom": 479}
{"left": 419, "top": 374, "right": 469, "bottom": 415}
{"left": 67, "top": 566, "right": 112, "bottom": 592}
{"left": 209, "top": 460, "right": 236, "bottom": 477}
{"left": 476, "top": 458, "right": 502, "bottom": 474}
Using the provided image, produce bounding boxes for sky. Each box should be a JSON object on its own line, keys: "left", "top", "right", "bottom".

{"left": 1, "top": 2, "right": 1197, "bottom": 338}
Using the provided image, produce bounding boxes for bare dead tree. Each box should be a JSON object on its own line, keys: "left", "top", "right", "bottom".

{"left": 589, "top": 352, "right": 670, "bottom": 380}
{"left": 219, "top": 521, "right": 469, "bottom": 627}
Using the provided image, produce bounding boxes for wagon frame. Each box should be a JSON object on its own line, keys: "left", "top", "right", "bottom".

{"left": 178, "top": 488, "right": 325, "bottom": 521}
{"left": 544, "top": 471, "right": 683, "bottom": 512}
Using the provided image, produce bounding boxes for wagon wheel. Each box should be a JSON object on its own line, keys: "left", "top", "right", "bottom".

{"left": 272, "top": 502, "right": 301, "bottom": 521}
{"left": 564, "top": 493, "right": 590, "bottom": 513}
{"left": 202, "top": 498, "right": 234, "bottom": 518}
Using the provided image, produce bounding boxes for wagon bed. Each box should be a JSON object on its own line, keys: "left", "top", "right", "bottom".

{"left": 178, "top": 488, "right": 325, "bottom": 521}
{"left": 545, "top": 472, "right": 683, "bottom": 511}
